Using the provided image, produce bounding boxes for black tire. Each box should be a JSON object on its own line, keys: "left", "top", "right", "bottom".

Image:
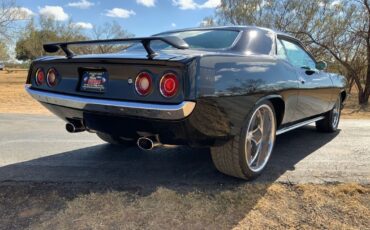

{"left": 96, "top": 132, "right": 136, "bottom": 146}
{"left": 316, "top": 95, "right": 341, "bottom": 133}
{"left": 210, "top": 101, "right": 277, "bottom": 180}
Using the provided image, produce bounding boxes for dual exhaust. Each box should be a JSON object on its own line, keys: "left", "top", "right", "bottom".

{"left": 65, "top": 121, "right": 160, "bottom": 150}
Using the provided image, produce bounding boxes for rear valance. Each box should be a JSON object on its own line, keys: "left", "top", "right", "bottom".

{"left": 43, "top": 36, "right": 189, "bottom": 59}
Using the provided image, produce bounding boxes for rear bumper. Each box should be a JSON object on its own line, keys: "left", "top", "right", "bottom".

{"left": 25, "top": 85, "right": 233, "bottom": 146}
{"left": 25, "top": 85, "right": 196, "bottom": 120}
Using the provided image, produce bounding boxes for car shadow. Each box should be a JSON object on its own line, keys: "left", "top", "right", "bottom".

{"left": 0, "top": 125, "right": 340, "bottom": 228}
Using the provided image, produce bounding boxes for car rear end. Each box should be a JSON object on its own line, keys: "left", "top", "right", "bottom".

{"left": 25, "top": 28, "right": 243, "bottom": 146}
{"left": 26, "top": 53, "right": 203, "bottom": 142}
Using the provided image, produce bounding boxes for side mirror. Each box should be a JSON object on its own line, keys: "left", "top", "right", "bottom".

{"left": 316, "top": 61, "right": 327, "bottom": 71}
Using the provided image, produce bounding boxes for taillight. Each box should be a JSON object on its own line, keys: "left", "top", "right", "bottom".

{"left": 35, "top": 68, "right": 45, "bottom": 86}
{"left": 160, "top": 73, "right": 179, "bottom": 98}
{"left": 135, "top": 72, "right": 152, "bottom": 96}
{"left": 47, "top": 68, "right": 58, "bottom": 87}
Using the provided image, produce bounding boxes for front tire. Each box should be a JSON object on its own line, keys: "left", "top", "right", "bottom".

{"left": 210, "top": 101, "right": 277, "bottom": 180}
{"left": 316, "top": 95, "right": 341, "bottom": 132}
{"left": 96, "top": 132, "right": 136, "bottom": 147}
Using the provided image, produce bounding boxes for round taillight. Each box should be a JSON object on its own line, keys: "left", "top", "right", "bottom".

{"left": 160, "top": 73, "right": 179, "bottom": 98}
{"left": 135, "top": 72, "right": 152, "bottom": 96}
{"left": 35, "top": 68, "right": 45, "bottom": 86}
{"left": 47, "top": 68, "right": 58, "bottom": 87}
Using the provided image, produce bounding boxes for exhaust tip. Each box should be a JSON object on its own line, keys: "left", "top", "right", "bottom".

{"left": 65, "top": 121, "right": 85, "bottom": 133}
{"left": 137, "top": 137, "right": 154, "bottom": 150}
{"left": 66, "top": 123, "right": 76, "bottom": 133}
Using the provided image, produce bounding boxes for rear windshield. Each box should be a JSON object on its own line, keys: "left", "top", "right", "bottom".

{"left": 126, "top": 29, "right": 240, "bottom": 52}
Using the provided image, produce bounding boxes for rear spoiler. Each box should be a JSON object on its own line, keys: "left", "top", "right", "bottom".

{"left": 43, "top": 36, "right": 189, "bottom": 59}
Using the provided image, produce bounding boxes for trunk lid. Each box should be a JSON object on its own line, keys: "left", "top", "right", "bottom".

{"left": 28, "top": 52, "right": 197, "bottom": 104}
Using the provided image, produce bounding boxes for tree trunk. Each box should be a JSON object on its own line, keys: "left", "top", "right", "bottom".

{"left": 348, "top": 77, "right": 355, "bottom": 94}
{"left": 358, "top": 86, "right": 370, "bottom": 104}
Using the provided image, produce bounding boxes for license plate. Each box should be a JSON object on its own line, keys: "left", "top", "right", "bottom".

{"left": 80, "top": 71, "right": 108, "bottom": 93}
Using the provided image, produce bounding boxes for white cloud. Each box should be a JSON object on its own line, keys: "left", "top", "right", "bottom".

{"left": 172, "top": 0, "right": 220, "bottom": 10}
{"left": 8, "top": 7, "right": 35, "bottom": 20}
{"left": 67, "top": 0, "right": 95, "bottom": 9}
{"left": 39, "top": 6, "right": 69, "bottom": 21}
{"left": 199, "top": 0, "right": 220, "bottom": 8}
{"left": 171, "top": 22, "right": 176, "bottom": 27}
{"left": 72, "top": 22, "right": 93, "bottom": 29}
{"left": 105, "top": 8, "right": 136, "bottom": 18}
{"left": 136, "top": 0, "right": 156, "bottom": 7}
{"left": 172, "top": 0, "right": 197, "bottom": 9}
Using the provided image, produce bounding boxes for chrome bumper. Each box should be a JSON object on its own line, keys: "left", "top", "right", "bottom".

{"left": 25, "top": 85, "right": 196, "bottom": 120}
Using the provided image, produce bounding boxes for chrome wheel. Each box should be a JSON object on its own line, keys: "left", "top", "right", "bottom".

{"left": 245, "top": 104, "right": 276, "bottom": 172}
{"left": 332, "top": 97, "right": 340, "bottom": 128}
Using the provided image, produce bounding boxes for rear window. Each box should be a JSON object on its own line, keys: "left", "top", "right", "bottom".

{"left": 126, "top": 29, "right": 240, "bottom": 52}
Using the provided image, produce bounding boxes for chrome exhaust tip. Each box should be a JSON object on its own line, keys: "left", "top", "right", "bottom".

{"left": 137, "top": 137, "right": 160, "bottom": 150}
{"left": 65, "top": 122, "right": 85, "bottom": 133}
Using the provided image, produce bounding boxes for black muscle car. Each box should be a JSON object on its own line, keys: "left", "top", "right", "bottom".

{"left": 25, "top": 26, "right": 347, "bottom": 180}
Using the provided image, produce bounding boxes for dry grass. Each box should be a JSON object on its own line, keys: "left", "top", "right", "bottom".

{"left": 0, "top": 183, "right": 368, "bottom": 229}
{"left": 342, "top": 92, "right": 370, "bottom": 119}
{"left": 0, "top": 70, "right": 50, "bottom": 115}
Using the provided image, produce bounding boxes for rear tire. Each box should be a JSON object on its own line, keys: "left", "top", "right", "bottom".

{"left": 96, "top": 132, "right": 136, "bottom": 146}
{"left": 210, "top": 101, "right": 277, "bottom": 180}
{"left": 316, "top": 95, "right": 341, "bottom": 133}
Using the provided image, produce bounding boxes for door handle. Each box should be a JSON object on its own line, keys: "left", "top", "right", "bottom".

{"left": 301, "top": 66, "right": 317, "bottom": 75}
{"left": 305, "top": 69, "right": 317, "bottom": 75}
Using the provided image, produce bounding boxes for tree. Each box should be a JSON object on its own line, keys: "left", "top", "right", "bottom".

{"left": 15, "top": 17, "right": 87, "bottom": 61}
{"left": 214, "top": 0, "right": 370, "bottom": 104}
{"left": 91, "top": 21, "right": 133, "bottom": 53}
{"left": 0, "top": 42, "right": 9, "bottom": 61}
{"left": 0, "top": 0, "right": 32, "bottom": 40}
{"left": 200, "top": 17, "right": 216, "bottom": 27}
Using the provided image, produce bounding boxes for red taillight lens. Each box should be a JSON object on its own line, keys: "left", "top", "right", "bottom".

{"left": 35, "top": 68, "right": 45, "bottom": 86}
{"left": 135, "top": 72, "right": 152, "bottom": 96}
{"left": 47, "top": 68, "right": 58, "bottom": 87}
{"left": 160, "top": 73, "right": 179, "bottom": 98}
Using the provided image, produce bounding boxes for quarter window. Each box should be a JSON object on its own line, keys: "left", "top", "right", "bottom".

{"left": 276, "top": 39, "right": 288, "bottom": 60}
{"left": 278, "top": 39, "right": 316, "bottom": 69}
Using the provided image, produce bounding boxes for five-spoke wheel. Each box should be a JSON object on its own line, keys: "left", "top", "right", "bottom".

{"left": 211, "top": 101, "right": 276, "bottom": 180}
{"left": 245, "top": 104, "right": 276, "bottom": 173}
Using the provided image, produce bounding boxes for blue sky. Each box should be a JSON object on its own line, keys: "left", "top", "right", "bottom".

{"left": 16, "top": 0, "right": 220, "bottom": 36}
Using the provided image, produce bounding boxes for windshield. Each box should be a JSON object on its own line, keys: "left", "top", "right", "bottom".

{"left": 126, "top": 29, "right": 240, "bottom": 52}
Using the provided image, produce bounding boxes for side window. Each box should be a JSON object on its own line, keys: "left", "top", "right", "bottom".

{"left": 279, "top": 39, "right": 316, "bottom": 69}
{"left": 276, "top": 39, "right": 288, "bottom": 60}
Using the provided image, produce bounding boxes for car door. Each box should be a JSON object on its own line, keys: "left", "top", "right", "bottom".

{"left": 277, "top": 37, "right": 333, "bottom": 120}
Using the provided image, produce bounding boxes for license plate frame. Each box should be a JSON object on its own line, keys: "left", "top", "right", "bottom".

{"left": 80, "top": 70, "right": 108, "bottom": 93}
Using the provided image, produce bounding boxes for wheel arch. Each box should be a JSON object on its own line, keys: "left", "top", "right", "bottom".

{"left": 256, "top": 95, "right": 285, "bottom": 129}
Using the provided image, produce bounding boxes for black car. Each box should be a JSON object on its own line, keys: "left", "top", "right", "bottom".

{"left": 25, "top": 26, "right": 347, "bottom": 180}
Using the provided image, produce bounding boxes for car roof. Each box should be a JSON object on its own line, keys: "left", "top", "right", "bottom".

{"left": 155, "top": 25, "right": 295, "bottom": 39}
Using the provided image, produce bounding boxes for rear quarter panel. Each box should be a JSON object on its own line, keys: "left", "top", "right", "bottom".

{"left": 189, "top": 54, "right": 301, "bottom": 137}
{"left": 329, "top": 72, "right": 347, "bottom": 104}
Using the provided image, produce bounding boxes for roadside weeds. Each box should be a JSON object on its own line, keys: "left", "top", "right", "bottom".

{"left": 0, "top": 182, "right": 368, "bottom": 229}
